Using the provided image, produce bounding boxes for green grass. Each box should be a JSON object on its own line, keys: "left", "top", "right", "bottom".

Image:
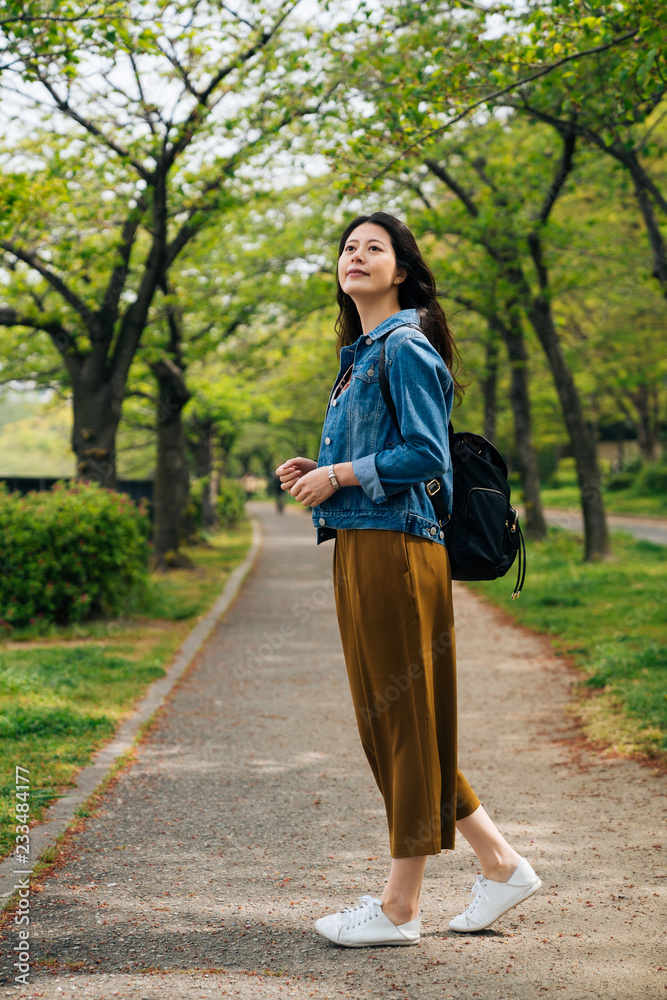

{"left": 538, "top": 484, "right": 667, "bottom": 517}
{"left": 0, "top": 644, "right": 167, "bottom": 858}
{"left": 468, "top": 528, "right": 667, "bottom": 760}
{"left": 0, "top": 520, "right": 253, "bottom": 860}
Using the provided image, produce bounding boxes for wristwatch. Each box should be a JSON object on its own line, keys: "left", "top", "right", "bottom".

{"left": 328, "top": 464, "right": 340, "bottom": 490}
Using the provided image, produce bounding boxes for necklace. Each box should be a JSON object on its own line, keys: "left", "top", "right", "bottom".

{"left": 333, "top": 363, "right": 354, "bottom": 400}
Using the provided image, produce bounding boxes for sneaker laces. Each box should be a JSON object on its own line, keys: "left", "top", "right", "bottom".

{"left": 339, "top": 894, "right": 383, "bottom": 931}
{"left": 466, "top": 874, "right": 490, "bottom": 915}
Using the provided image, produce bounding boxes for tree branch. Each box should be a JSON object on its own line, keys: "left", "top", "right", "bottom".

{"left": 504, "top": 93, "right": 667, "bottom": 217}
{"left": 128, "top": 52, "right": 158, "bottom": 137}
{"left": 469, "top": 153, "right": 498, "bottom": 194}
{"left": 525, "top": 126, "right": 577, "bottom": 291}
{"left": 535, "top": 124, "right": 576, "bottom": 225}
{"left": 109, "top": 175, "right": 168, "bottom": 389}
{"left": 163, "top": 0, "right": 301, "bottom": 170}
{"left": 220, "top": 3, "right": 258, "bottom": 30}
{"left": 99, "top": 195, "right": 149, "bottom": 340}
{"left": 0, "top": 242, "right": 98, "bottom": 331}
{"left": 30, "top": 73, "right": 154, "bottom": 182}
{"left": 165, "top": 95, "right": 327, "bottom": 269}
{"left": 424, "top": 158, "right": 479, "bottom": 216}
{"left": 0, "top": 364, "right": 65, "bottom": 387}
{"left": 395, "top": 177, "right": 434, "bottom": 210}
{"left": 370, "top": 27, "right": 640, "bottom": 183}
{"left": 157, "top": 40, "right": 199, "bottom": 99}
{"left": 125, "top": 389, "right": 157, "bottom": 404}
{"left": 0, "top": 5, "right": 117, "bottom": 27}
{"left": 440, "top": 290, "right": 488, "bottom": 317}
{"left": 0, "top": 306, "right": 83, "bottom": 366}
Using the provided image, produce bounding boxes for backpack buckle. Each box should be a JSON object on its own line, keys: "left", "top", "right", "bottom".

{"left": 426, "top": 479, "right": 440, "bottom": 496}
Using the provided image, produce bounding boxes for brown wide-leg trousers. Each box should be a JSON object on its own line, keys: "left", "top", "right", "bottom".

{"left": 332, "top": 527, "right": 480, "bottom": 858}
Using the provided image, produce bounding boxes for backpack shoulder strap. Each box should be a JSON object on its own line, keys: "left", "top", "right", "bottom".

{"left": 378, "top": 332, "right": 454, "bottom": 444}
{"left": 377, "top": 323, "right": 422, "bottom": 431}
{"left": 378, "top": 340, "right": 399, "bottom": 432}
{"left": 378, "top": 336, "right": 453, "bottom": 529}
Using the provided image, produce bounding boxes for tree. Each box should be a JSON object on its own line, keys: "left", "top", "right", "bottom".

{"left": 148, "top": 186, "right": 337, "bottom": 553}
{"left": 321, "top": 3, "right": 623, "bottom": 558}
{"left": 494, "top": 2, "right": 667, "bottom": 298}
{"left": 0, "top": 0, "right": 337, "bottom": 488}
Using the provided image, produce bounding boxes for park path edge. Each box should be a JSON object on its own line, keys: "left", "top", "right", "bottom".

{"left": 0, "top": 517, "right": 263, "bottom": 906}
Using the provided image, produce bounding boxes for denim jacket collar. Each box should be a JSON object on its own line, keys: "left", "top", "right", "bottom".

{"left": 359, "top": 307, "right": 421, "bottom": 344}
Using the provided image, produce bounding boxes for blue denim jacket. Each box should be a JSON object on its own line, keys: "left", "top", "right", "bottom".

{"left": 311, "top": 308, "right": 454, "bottom": 547}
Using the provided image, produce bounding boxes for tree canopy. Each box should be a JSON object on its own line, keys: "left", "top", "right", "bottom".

{"left": 0, "top": 0, "right": 665, "bottom": 563}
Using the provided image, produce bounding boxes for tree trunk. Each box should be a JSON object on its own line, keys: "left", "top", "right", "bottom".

{"left": 480, "top": 330, "right": 499, "bottom": 445}
{"left": 524, "top": 290, "right": 611, "bottom": 560}
{"left": 608, "top": 144, "right": 667, "bottom": 296}
{"left": 631, "top": 382, "right": 659, "bottom": 462}
{"left": 629, "top": 167, "right": 667, "bottom": 297}
{"left": 71, "top": 360, "right": 122, "bottom": 488}
{"left": 494, "top": 313, "right": 548, "bottom": 540}
{"left": 190, "top": 417, "right": 218, "bottom": 530}
{"left": 206, "top": 466, "right": 220, "bottom": 531}
{"left": 615, "top": 421, "right": 624, "bottom": 472}
{"left": 152, "top": 357, "right": 192, "bottom": 568}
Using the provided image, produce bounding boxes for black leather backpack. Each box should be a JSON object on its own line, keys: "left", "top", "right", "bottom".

{"left": 378, "top": 340, "right": 526, "bottom": 598}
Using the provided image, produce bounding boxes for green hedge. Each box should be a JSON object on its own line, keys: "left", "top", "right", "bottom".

{"left": 217, "top": 477, "right": 246, "bottom": 527}
{"left": 0, "top": 482, "right": 150, "bottom": 631}
{"left": 639, "top": 464, "right": 667, "bottom": 496}
{"left": 185, "top": 476, "right": 246, "bottom": 534}
{"left": 548, "top": 456, "right": 577, "bottom": 488}
{"left": 607, "top": 472, "right": 634, "bottom": 491}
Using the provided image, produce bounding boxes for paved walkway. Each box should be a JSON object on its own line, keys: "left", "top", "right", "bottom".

{"left": 3, "top": 501, "right": 665, "bottom": 999}
{"left": 537, "top": 507, "right": 667, "bottom": 546}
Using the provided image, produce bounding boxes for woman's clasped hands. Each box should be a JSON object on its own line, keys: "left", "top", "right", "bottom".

{"left": 275, "top": 457, "right": 338, "bottom": 507}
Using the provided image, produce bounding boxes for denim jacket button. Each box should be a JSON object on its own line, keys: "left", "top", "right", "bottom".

{"left": 325, "top": 437, "right": 331, "bottom": 444}
{"left": 365, "top": 336, "right": 372, "bottom": 344}
{"left": 429, "top": 526, "right": 437, "bottom": 535}
{"left": 319, "top": 517, "right": 326, "bottom": 526}
{"left": 332, "top": 399, "right": 337, "bottom": 407}
{"left": 439, "top": 530, "right": 444, "bottom": 539}
{"left": 367, "top": 367, "right": 374, "bottom": 377}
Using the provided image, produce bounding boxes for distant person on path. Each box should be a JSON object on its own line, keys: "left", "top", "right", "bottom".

{"left": 267, "top": 470, "right": 286, "bottom": 513}
{"left": 275, "top": 212, "right": 541, "bottom": 948}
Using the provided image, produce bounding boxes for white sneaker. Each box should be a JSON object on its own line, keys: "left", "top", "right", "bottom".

{"left": 315, "top": 894, "right": 420, "bottom": 947}
{"left": 449, "top": 858, "right": 542, "bottom": 932}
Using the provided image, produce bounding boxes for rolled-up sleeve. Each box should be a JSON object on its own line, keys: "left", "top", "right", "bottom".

{"left": 352, "top": 335, "right": 453, "bottom": 503}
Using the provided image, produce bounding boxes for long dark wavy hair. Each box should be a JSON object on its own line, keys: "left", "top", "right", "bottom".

{"left": 334, "top": 211, "right": 465, "bottom": 402}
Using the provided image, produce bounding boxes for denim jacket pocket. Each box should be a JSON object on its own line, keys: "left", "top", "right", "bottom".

{"left": 351, "top": 360, "right": 381, "bottom": 422}
{"left": 352, "top": 356, "right": 380, "bottom": 383}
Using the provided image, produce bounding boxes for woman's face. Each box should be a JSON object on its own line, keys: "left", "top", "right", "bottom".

{"left": 338, "top": 222, "right": 405, "bottom": 300}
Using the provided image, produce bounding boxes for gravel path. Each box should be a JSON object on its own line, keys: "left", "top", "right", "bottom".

{"left": 3, "top": 500, "right": 665, "bottom": 999}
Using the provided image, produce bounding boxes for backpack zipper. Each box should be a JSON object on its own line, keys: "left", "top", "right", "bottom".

{"left": 468, "top": 487, "right": 508, "bottom": 504}
{"left": 467, "top": 487, "right": 514, "bottom": 527}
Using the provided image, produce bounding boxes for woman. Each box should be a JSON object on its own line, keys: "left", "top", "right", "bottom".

{"left": 275, "top": 212, "right": 540, "bottom": 947}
